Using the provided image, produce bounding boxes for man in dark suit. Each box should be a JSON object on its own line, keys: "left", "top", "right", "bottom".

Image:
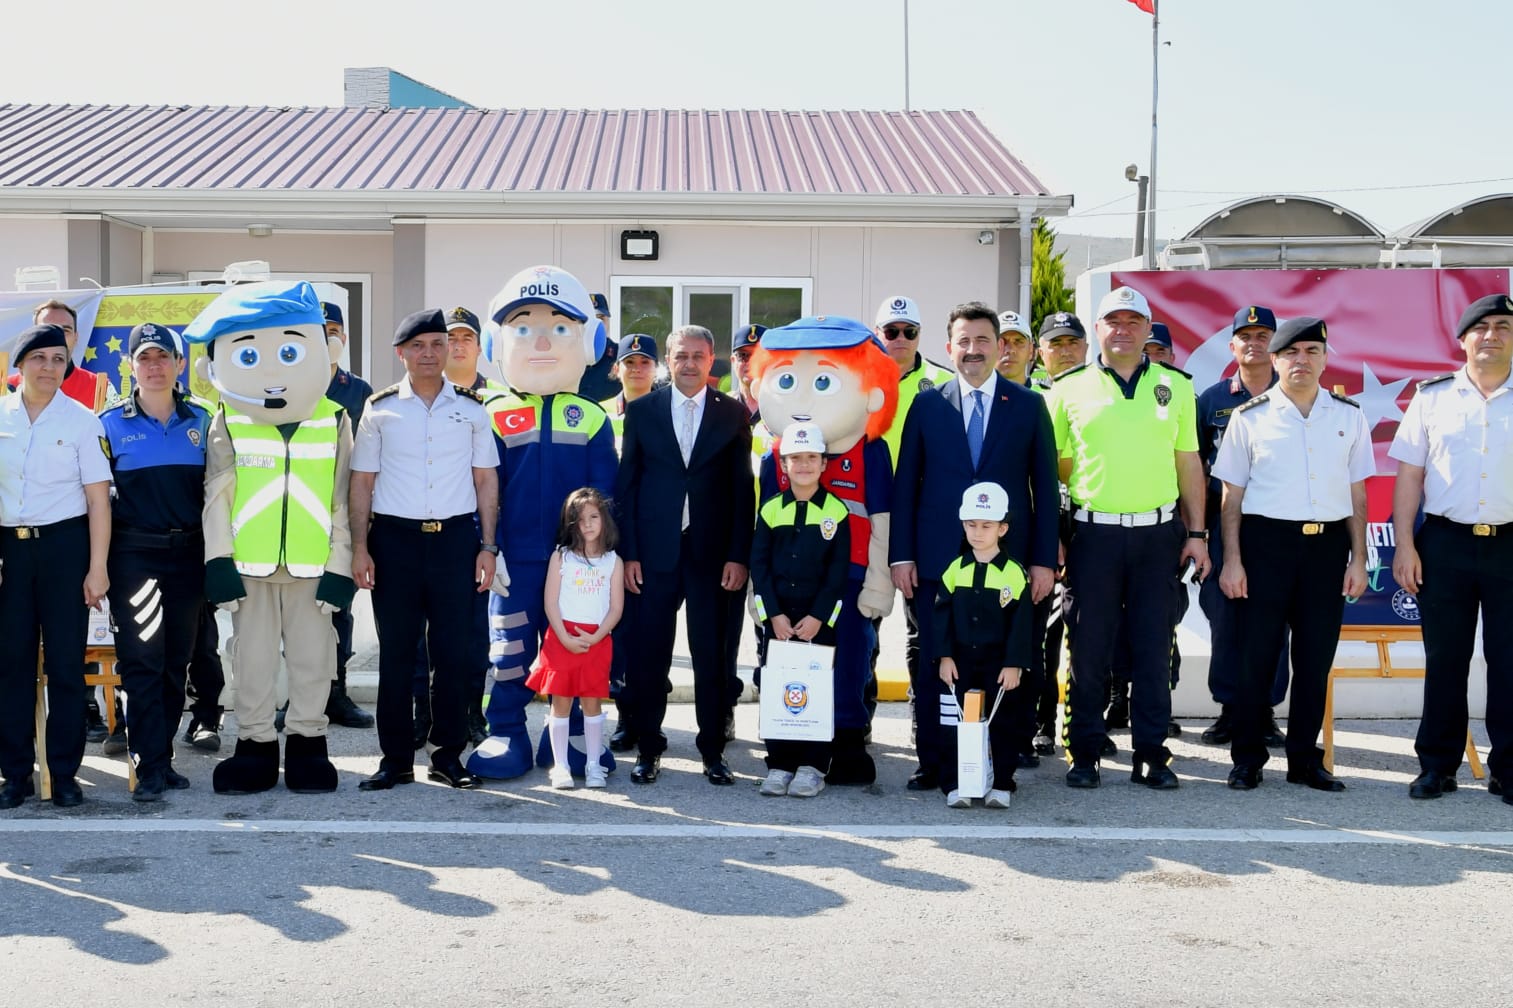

{"left": 890, "top": 301, "right": 1059, "bottom": 790}
{"left": 616, "top": 325, "right": 755, "bottom": 786}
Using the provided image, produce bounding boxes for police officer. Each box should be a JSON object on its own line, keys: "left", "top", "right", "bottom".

{"left": 352, "top": 309, "right": 500, "bottom": 792}
{"left": 1196, "top": 305, "right": 1286, "bottom": 747}
{"left": 1391, "top": 293, "right": 1513, "bottom": 803}
{"left": 995, "top": 311, "right": 1041, "bottom": 388}
{"left": 444, "top": 306, "right": 497, "bottom": 392}
{"left": 1047, "top": 286, "right": 1208, "bottom": 789}
{"left": 319, "top": 301, "right": 376, "bottom": 731}
{"left": 99, "top": 323, "right": 213, "bottom": 801}
{"left": 730, "top": 323, "right": 766, "bottom": 421}
{"left": 1215, "top": 317, "right": 1371, "bottom": 791}
{"left": 576, "top": 292, "right": 622, "bottom": 403}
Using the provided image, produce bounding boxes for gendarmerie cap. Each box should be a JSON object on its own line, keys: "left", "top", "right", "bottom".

{"left": 1268, "top": 316, "right": 1328, "bottom": 353}
{"left": 617, "top": 333, "right": 659, "bottom": 363}
{"left": 731, "top": 324, "right": 767, "bottom": 352}
{"left": 1233, "top": 305, "right": 1277, "bottom": 332}
{"left": 321, "top": 301, "right": 345, "bottom": 327}
{"left": 12, "top": 323, "right": 68, "bottom": 364}
{"left": 445, "top": 306, "right": 481, "bottom": 336}
{"left": 1145, "top": 322, "right": 1173, "bottom": 349}
{"left": 590, "top": 292, "right": 611, "bottom": 318}
{"left": 394, "top": 308, "right": 448, "bottom": 347}
{"left": 1456, "top": 293, "right": 1513, "bottom": 338}
{"left": 129, "top": 322, "right": 183, "bottom": 359}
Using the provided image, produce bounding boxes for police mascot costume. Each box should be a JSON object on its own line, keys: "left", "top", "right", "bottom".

{"left": 750, "top": 316, "right": 899, "bottom": 783}
{"left": 467, "top": 265, "right": 618, "bottom": 780}
{"left": 186, "top": 281, "right": 355, "bottom": 794}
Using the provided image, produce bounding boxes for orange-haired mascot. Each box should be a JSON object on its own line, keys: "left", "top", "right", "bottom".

{"left": 751, "top": 315, "right": 899, "bottom": 784}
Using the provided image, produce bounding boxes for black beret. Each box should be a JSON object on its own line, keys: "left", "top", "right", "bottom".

{"left": 13, "top": 323, "right": 68, "bottom": 364}
{"left": 1456, "top": 293, "right": 1513, "bottom": 338}
{"left": 394, "top": 308, "right": 448, "bottom": 346}
{"left": 1269, "top": 316, "right": 1328, "bottom": 353}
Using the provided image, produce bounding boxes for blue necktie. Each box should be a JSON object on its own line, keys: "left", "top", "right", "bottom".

{"left": 967, "top": 389, "right": 985, "bottom": 470}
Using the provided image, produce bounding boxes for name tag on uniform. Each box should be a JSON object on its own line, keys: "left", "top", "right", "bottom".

{"left": 235, "top": 454, "right": 278, "bottom": 469}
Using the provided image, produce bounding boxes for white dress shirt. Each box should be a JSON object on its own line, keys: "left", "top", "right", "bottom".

{"left": 671, "top": 384, "right": 708, "bottom": 459}
{"left": 1212, "top": 386, "right": 1375, "bottom": 521}
{"left": 955, "top": 375, "right": 997, "bottom": 436}
{"left": 1388, "top": 367, "right": 1513, "bottom": 525}
{"left": 352, "top": 377, "right": 496, "bottom": 519}
{"left": 0, "top": 390, "right": 111, "bottom": 526}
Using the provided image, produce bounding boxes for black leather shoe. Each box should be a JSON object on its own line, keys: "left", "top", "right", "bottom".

{"left": 1033, "top": 731, "right": 1055, "bottom": 756}
{"left": 412, "top": 716, "right": 432, "bottom": 751}
{"left": 164, "top": 768, "right": 191, "bottom": 790}
{"left": 1489, "top": 777, "right": 1512, "bottom": 806}
{"left": 52, "top": 778, "right": 84, "bottom": 808}
{"left": 608, "top": 725, "right": 637, "bottom": 753}
{"left": 703, "top": 760, "right": 735, "bottom": 786}
{"left": 1200, "top": 714, "right": 1232, "bottom": 745}
{"left": 0, "top": 777, "right": 34, "bottom": 809}
{"left": 427, "top": 759, "right": 481, "bottom": 790}
{"left": 1287, "top": 765, "right": 1346, "bottom": 792}
{"left": 1105, "top": 692, "right": 1130, "bottom": 730}
{"left": 1100, "top": 735, "right": 1118, "bottom": 758}
{"left": 1408, "top": 770, "right": 1456, "bottom": 800}
{"left": 630, "top": 756, "right": 661, "bottom": 784}
{"left": 132, "top": 771, "right": 167, "bottom": 803}
{"left": 1017, "top": 751, "right": 1041, "bottom": 769}
{"left": 1227, "top": 764, "right": 1263, "bottom": 790}
{"left": 1166, "top": 719, "right": 1183, "bottom": 739}
{"left": 358, "top": 767, "right": 415, "bottom": 791}
{"left": 906, "top": 768, "right": 938, "bottom": 791}
{"left": 1263, "top": 716, "right": 1286, "bottom": 748}
{"left": 85, "top": 702, "right": 107, "bottom": 744}
{"left": 467, "top": 708, "right": 489, "bottom": 748}
{"left": 1066, "top": 763, "right": 1101, "bottom": 789}
{"left": 1132, "top": 760, "right": 1180, "bottom": 789}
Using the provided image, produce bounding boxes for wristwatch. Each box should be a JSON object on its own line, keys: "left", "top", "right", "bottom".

{"left": 479, "top": 543, "right": 500, "bottom": 555}
{"left": 1187, "top": 530, "right": 1209, "bottom": 542}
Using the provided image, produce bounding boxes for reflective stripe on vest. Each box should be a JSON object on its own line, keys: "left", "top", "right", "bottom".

{"left": 224, "top": 399, "right": 340, "bottom": 578}
{"left": 941, "top": 555, "right": 1028, "bottom": 601}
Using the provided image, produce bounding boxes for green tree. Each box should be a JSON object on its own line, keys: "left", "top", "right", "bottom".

{"left": 1031, "top": 217, "right": 1074, "bottom": 335}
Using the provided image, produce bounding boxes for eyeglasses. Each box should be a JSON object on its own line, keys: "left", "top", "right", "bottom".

{"left": 882, "top": 326, "right": 920, "bottom": 340}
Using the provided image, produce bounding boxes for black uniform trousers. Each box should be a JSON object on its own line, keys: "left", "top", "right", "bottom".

{"left": 106, "top": 528, "right": 204, "bottom": 778}
{"left": 1015, "top": 591, "right": 1054, "bottom": 753}
{"left": 1414, "top": 517, "right": 1513, "bottom": 783}
{"left": 631, "top": 536, "right": 742, "bottom": 764}
{"left": 937, "top": 647, "right": 1023, "bottom": 794}
{"left": 188, "top": 603, "right": 225, "bottom": 728}
{"left": 1200, "top": 520, "right": 1290, "bottom": 707}
{"left": 0, "top": 516, "right": 90, "bottom": 784}
{"left": 1063, "top": 516, "right": 1184, "bottom": 765}
{"left": 760, "top": 617, "right": 835, "bottom": 773}
{"left": 1227, "top": 517, "right": 1349, "bottom": 770}
{"left": 370, "top": 515, "right": 477, "bottom": 770}
{"left": 905, "top": 579, "right": 943, "bottom": 775}
{"left": 1034, "top": 584, "right": 1065, "bottom": 739}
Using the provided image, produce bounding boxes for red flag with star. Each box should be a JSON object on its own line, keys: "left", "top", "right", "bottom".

{"left": 1127, "top": 0, "right": 1155, "bottom": 12}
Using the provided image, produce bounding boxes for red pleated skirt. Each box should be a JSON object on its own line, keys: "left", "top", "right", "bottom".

{"left": 526, "top": 620, "right": 611, "bottom": 699}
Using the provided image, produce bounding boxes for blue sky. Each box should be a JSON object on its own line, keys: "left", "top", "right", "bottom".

{"left": 10, "top": 0, "right": 1505, "bottom": 239}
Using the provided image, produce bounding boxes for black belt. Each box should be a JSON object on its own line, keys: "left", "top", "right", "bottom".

{"left": 1425, "top": 514, "right": 1506, "bottom": 537}
{"left": 372, "top": 513, "right": 474, "bottom": 533}
{"left": 3, "top": 515, "right": 87, "bottom": 540}
{"left": 1246, "top": 515, "right": 1347, "bottom": 535}
{"left": 114, "top": 527, "right": 204, "bottom": 549}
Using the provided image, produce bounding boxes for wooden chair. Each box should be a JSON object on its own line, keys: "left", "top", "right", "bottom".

{"left": 36, "top": 645, "right": 135, "bottom": 799}
{"left": 1324, "top": 625, "right": 1483, "bottom": 778}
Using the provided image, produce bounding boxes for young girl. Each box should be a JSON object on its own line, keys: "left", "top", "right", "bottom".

{"left": 526, "top": 488, "right": 624, "bottom": 789}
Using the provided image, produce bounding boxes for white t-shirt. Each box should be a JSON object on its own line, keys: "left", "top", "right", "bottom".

{"left": 557, "top": 548, "right": 617, "bottom": 624}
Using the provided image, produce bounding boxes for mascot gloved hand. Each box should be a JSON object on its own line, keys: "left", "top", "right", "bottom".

{"left": 186, "top": 280, "right": 354, "bottom": 796}
{"left": 465, "top": 265, "right": 618, "bottom": 780}
{"left": 751, "top": 316, "right": 898, "bottom": 786}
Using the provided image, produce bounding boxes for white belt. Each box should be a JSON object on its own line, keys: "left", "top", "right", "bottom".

{"left": 1072, "top": 503, "right": 1176, "bottom": 527}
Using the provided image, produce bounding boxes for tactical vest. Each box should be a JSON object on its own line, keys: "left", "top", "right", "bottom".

{"left": 223, "top": 398, "right": 340, "bottom": 578}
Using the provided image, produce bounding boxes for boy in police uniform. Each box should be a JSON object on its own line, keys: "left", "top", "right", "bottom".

{"left": 187, "top": 281, "right": 356, "bottom": 795}
{"left": 934, "top": 482, "right": 1032, "bottom": 809}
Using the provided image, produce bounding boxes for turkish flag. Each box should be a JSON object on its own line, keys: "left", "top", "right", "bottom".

{"left": 492, "top": 406, "right": 537, "bottom": 438}
{"left": 1127, "top": 0, "right": 1155, "bottom": 13}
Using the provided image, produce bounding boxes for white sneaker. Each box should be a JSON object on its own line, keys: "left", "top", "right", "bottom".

{"left": 549, "top": 767, "right": 574, "bottom": 790}
{"left": 788, "top": 766, "right": 827, "bottom": 798}
{"left": 759, "top": 769, "right": 794, "bottom": 796}
{"left": 584, "top": 765, "right": 608, "bottom": 789}
{"left": 945, "top": 790, "right": 972, "bottom": 809}
{"left": 984, "top": 788, "right": 1013, "bottom": 809}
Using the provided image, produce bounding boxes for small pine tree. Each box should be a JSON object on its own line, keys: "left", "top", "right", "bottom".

{"left": 1031, "top": 218, "right": 1075, "bottom": 336}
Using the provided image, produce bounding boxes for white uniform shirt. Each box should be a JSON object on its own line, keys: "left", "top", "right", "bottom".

{"left": 1211, "top": 386, "right": 1375, "bottom": 521}
{"left": 0, "top": 390, "right": 111, "bottom": 526}
{"left": 1388, "top": 367, "right": 1513, "bottom": 525}
{"left": 351, "top": 377, "right": 496, "bottom": 520}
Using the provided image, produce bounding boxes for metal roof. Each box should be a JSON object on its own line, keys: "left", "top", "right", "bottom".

{"left": 0, "top": 104, "right": 1053, "bottom": 200}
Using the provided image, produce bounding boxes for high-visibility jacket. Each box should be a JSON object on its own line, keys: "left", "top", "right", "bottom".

{"left": 223, "top": 398, "right": 340, "bottom": 578}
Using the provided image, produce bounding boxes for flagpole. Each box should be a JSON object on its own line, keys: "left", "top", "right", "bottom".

{"left": 903, "top": 0, "right": 912, "bottom": 111}
{"left": 1144, "top": 0, "right": 1159, "bottom": 270}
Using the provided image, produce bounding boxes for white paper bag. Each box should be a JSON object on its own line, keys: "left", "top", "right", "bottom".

{"left": 87, "top": 598, "right": 115, "bottom": 647}
{"left": 957, "top": 719, "right": 993, "bottom": 799}
{"left": 758, "top": 640, "right": 835, "bottom": 742}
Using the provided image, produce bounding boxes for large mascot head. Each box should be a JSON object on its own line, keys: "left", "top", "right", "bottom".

{"left": 184, "top": 280, "right": 338, "bottom": 424}
{"left": 751, "top": 315, "right": 898, "bottom": 454}
{"left": 482, "top": 264, "right": 605, "bottom": 396}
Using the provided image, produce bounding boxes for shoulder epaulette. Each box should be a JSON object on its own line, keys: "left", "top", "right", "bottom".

{"left": 1329, "top": 390, "right": 1360, "bottom": 408}
{"left": 1155, "top": 360, "right": 1192, "bottom": 380}
{"left": 453, "top": 384, "right": 484, "bottom": 404}
{"left": 370, "top": 384, "right": 400, "bottom": 403}
{"left": 1417, "top": 373, "right": 1454, "bottom": 391}
{"left": 1053, "top": 363, "right": 1089, "bottom": 383}
{"left": 1236, "top": 393, "right": 1270, "bottom": 413}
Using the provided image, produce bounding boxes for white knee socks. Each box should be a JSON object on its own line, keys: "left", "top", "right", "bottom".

{"left": 583, "top": 713, "right": 606, "bottom": 763}
{"left": 548, "top": 714, "right": 571, "bottom": 770}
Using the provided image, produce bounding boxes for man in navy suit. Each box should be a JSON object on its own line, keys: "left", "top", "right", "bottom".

{"left": 616, "top": 325, "right": 755, "bottom": 786}
{"left": 890, "top": 301, "right": 1059, "bottom": 790}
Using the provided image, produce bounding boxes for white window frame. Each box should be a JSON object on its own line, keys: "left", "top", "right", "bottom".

{"left": 187, "top": 270, "right": 374, "bottom": 376}
{"left": 607, "top": 275, "right": 813, "bottom": 341}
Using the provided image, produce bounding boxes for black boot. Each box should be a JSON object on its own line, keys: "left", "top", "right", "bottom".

{"left": 824, "top": 728, "right": 876, "bottom": 786}
{"left": 326, "top": 681, "right": 374, "bottom": 729}
{"left": 212, "top": 738, "right": 281, "bottom": 795}
{"left": 284, "top": 734, "right": 338, "bottom": 793}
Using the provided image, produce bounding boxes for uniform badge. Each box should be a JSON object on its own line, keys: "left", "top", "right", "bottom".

{"left": 1000, "top": 586, "right": 1013, "bottom": 608}
{"left": 918, "top": 378, "right": 934, "bottom": 391}
{"left": 1154, "top": 385, "right": 1172, "bottom": 407}
{"left": 1247, "top": 307, "right": 1259, "bottom": 324}
{"left": 890, "top": 298, "right": 909, "bottom": 313}
{"left": 820, "top": 517, "right": 838, "bottom": 541}
{"left": 1118, "top": 288, "right": 1135, "bottom": 303}
{"left": 98, "top": 436, "right": 111, "bottom": 460}
{"left": 783, "top": 682, "right": 810, "bottom": 715}
{"left": 187, "top": 429, "right": 201, "bottom": 447}
{"left": 564, "top": 404, "right": 583, "bottom": 428}
{"left": 841, "top": 458, "right": 852, "bottom": 472}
